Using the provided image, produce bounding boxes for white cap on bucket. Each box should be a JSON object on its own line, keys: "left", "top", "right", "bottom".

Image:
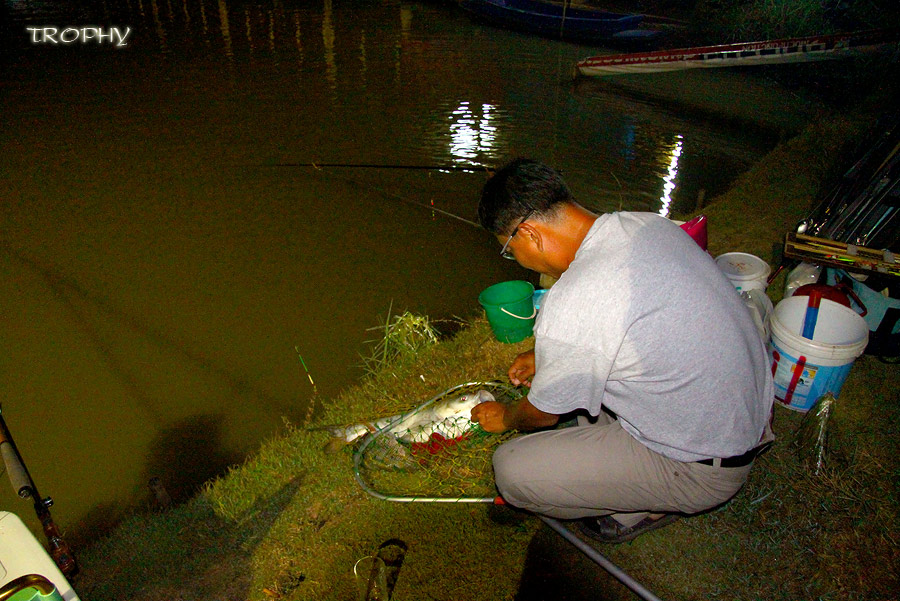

{"left": 716, "top": 252, "right": 771, "bottom": 291}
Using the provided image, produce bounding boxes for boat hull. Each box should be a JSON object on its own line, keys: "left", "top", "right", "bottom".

{"left": 576, "top": 28, "right": 900, "bottom": 76}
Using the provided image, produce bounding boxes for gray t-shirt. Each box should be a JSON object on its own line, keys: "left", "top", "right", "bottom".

{"left": 529, "top": 212, "right": 774, "bottom": 462}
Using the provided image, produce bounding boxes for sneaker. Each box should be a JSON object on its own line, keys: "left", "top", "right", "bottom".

{"left": 576, "top": 513, "right": 680, "bottom": 544}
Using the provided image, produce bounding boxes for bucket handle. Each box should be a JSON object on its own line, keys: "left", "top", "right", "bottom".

{"left": 501, "top": 306, "right": 537, "bottom": 320}
{"left": 834, "top": 275, "right": 868, "bottom": 317}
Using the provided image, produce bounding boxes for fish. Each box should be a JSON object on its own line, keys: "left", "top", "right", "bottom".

{"left": 329, "top": 389, "right": 495, "bottom": 445}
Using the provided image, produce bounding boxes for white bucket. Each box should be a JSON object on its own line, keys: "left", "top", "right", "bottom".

{"left": 716, "top": 252, "right": 771, "bottom": 292}
{"left": 768, "top": 296, "right": 869, "bottom": 411}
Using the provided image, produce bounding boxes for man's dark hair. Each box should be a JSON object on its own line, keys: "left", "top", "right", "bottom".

{"left": 478, "top": 158, "right": 575, "bottom": 234}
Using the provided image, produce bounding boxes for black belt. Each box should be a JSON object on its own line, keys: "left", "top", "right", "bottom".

{"left": 696, "top": 443, "right": 770, "bottom": 468}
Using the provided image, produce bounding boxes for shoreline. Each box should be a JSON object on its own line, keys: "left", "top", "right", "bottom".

{"left": 67, "top": 82, "right": 900, "bottom": 599}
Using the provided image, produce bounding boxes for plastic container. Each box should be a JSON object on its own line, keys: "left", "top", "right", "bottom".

{"left": 741, "top": 288, "right": 773, "bottom": 343}
{"left": 677, "top": 214, "right": 708, "bottom": 250}
{"left": 5, "top": 580, "right": 65, "bottom": 601}
{"left": 716, "top": 252, "right": 771, "bottom": 292}
{"left": 768, "top": 296, "right": 869, "bottom": 412}
{"left": 826, "top": 269, "right": 900, "bottom": 335}
{"left": 0, "top": 512, "right": 79, "bottom": 601}
{"left": 792, "top": 283, "right": 854, "bottom": 309}
{"left": 784, "top": 262, "right": 822, "bottom": 298}
{"left": 478, "top": 280, "right": 536, "bottom": 343}
{"left": 532, "top": 289, "right": 547, "bottom": 312}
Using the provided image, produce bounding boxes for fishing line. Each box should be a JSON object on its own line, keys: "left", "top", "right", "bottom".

{"left": 298, "top": 166, "right": 484, "bottom": 229}
{"left": 0, "top": 242, "right": 299, "bottom": 420}
{"left": 270, "top": 162, "right": 493, "bottom": 173}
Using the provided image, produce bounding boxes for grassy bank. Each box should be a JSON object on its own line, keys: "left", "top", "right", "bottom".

{"left": 66, "top": 87, "right": 900, "bottom": 599}
{"left": 73, "top": 318, "right": 539, "bottom": 601}
{"left": 691, "top": 0, "right": 900, "bottom": 41}
{"left": 66, "top": 4, "right": 900, "bottom": 588}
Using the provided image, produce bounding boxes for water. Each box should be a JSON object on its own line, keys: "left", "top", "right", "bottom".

{"left": 0, "top": 0, "right": 816, "bottom": 544}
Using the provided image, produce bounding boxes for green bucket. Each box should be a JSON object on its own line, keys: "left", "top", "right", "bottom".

{"left": 478, "top": 280, "right": 536, "bottom": 343}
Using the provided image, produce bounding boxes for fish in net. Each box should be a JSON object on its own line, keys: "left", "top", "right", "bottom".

{"left": 348, "top": 381, "right": 524, "bottom": 502}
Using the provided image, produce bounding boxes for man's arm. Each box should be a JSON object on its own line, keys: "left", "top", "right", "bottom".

{"left": 471, "top": 396, "right": 559, "bottom": 433}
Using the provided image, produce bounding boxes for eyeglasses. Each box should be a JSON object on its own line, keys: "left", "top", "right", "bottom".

{"left": 499, "top": 209, "right": 534, "bottom": 260}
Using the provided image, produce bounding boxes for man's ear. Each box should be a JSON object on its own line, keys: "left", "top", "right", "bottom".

{"left": 519, "top": 222, "right": 543, "bottom": 251}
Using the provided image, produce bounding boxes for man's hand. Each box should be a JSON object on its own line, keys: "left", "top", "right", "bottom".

{"left": 509, "top": 349, "right": 536, "bottom": 387}
{"left": 470, "top": 401, "right": 508, "bottom": 433}
{"left": 471, "top": 397, "right": 559, "bottom": 433}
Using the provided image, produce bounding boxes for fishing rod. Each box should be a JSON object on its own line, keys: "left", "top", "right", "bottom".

{"left": 801, "top": 113, "right": 900, "bottom": 238}
{"left": 269, "top": 162, "right": 494, "bottom": 173}
{"left": 0, "top": 405, "right": 78, "bottom": 577}
{"left": 291, "top": 164, "right": 484, "bottom": 229}
{"left": 825, "top": 147, "right": 900, "bottom": 242}
{"left": 776, "top": 114, "right": 900, "bottom": 284}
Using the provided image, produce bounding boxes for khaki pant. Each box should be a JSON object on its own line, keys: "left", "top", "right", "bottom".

{"left": 493, "top": 411, "right": 772, "bottom": 525}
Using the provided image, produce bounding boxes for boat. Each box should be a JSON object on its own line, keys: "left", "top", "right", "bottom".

{"left": 575, "top": 28, "right": 900, "bottom": 76}
{"left": 458, "top": 0, "right": 644, "bottom": 44}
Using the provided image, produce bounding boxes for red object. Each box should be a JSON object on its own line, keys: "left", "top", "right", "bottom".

{"left": 794, "top": 284, "right": 850, "bottom": 307}
{"left": 784, "top": 355, "right": 807, "bottom": 405}
{"left": 794, "top": 284, "right": 869, "bottom": 316}
{"left": 793, "top": 283, "right": 867, "bottom": 316}
{"left": 801, "top": 290, "right": 822, "bottom": 339}
{"left": 679, "top": 214, "right": 708, "bottom": 250}
{"left": 410, "top": 432, "right": 471, "bottom": 457}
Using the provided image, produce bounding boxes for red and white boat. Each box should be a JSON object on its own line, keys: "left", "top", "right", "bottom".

{"left": 575, "top": 28, "right": 900, "bottom": 76}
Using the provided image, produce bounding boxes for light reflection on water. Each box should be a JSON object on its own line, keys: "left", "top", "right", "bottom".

{"left": 448, "top": 101, "right": 501, "bottom": 165}
{"left": 0, "top": 0, "right": 803, "bottom": 543}
{"left": 658, "top": 134, "right": 684, "bottom": 218}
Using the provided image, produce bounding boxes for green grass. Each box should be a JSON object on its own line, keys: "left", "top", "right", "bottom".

{"left": 70, "top": 68, "right": 900, "bottom": 601}
{"left": 692, "top": 0, "right": 900, "bottom": 41}
{"left": 71, "top": 318, "right": 900, "bottom": 600}
{"left": 74, "top": 318, "right": 539, "bottom": 601}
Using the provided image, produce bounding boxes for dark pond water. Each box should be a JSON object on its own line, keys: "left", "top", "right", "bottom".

{"left": 0, "top": 0, "right": 819, "bottom": 543}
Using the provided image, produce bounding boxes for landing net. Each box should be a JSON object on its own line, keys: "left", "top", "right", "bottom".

{"left": 352, "top": 380, "right": 524, "bottom": 503}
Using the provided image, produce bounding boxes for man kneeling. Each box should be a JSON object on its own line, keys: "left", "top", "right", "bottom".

{"left": 471, "top": 158, "right": 774, "bottom": 543}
